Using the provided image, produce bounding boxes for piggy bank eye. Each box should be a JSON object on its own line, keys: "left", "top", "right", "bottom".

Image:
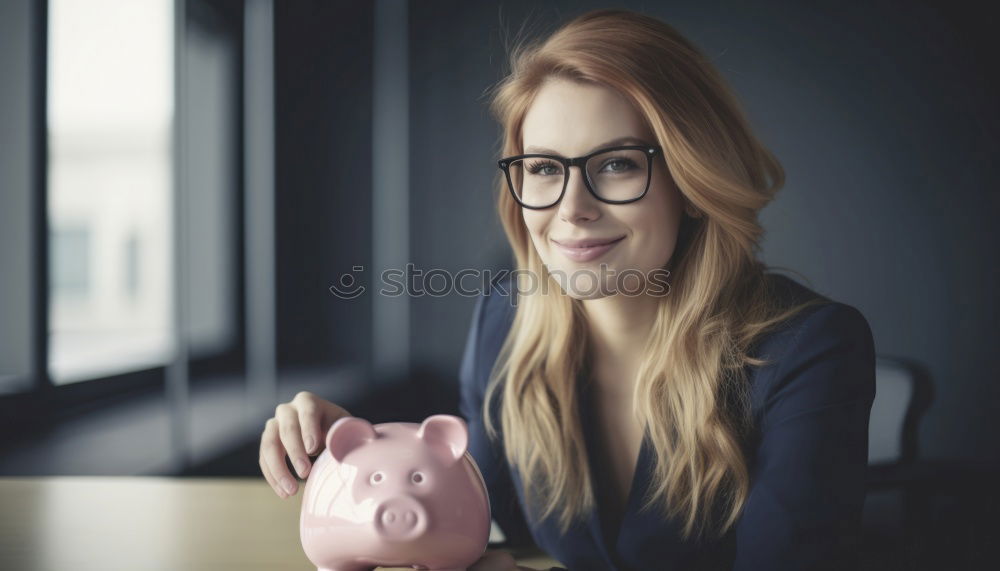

{"left": 410, "top": 471, "right": 425, "bottom": 484}
{"left": 369, "top": 472, "right": 385, "bottom": 485}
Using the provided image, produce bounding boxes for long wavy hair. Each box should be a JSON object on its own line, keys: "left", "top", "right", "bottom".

{"left": 480, "top": 8, "right": 827, "bottom": 541}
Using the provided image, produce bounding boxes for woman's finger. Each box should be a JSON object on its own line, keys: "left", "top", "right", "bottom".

{"left": 259, "top": 418, "right": 291, "bottom": 498}
{"left": 275, "top": 402, "right": 311, "bottom": 481}
{"left": 295, "top": 392, "right": 352, "bottom": 456}
{"left": 293, "top": 391, "right": 325, "bottom": 456}
{"left": 261, "top": 416, "right": 298, "bottom": 496}
{"left": 258, "top": 450, "right": 286, "bottom": 499}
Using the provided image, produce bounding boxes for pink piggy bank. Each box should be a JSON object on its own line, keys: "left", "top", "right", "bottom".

{"left": 299, "top": 414, "right": 491, "bottom": 571}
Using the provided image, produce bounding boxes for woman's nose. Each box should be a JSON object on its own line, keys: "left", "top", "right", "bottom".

{"left": 557, "top": 166, "right": 600, "bottom": 221}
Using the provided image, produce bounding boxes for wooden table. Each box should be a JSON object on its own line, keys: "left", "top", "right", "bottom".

{"left": 0, "top": 477, "right": 563, "bottom": 570}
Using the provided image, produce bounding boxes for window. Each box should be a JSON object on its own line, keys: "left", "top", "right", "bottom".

{"left": 47, "top": 0, "right": 175, "bottom": 384}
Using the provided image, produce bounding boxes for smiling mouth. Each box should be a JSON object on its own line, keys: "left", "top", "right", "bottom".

{"left": 551, "top": 236, "right": 625, "bottom": 262}
{"left": 551, "top": 236, "right": 625, "bottom": 248}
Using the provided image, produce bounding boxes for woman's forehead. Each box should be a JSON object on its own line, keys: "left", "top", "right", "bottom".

{"left": 521, "top": 79, "right": 651, "bottom": 154}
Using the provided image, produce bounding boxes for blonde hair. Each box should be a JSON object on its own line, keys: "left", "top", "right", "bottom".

{"left": 481, "top": 8, "right": 827, "bottom": 541}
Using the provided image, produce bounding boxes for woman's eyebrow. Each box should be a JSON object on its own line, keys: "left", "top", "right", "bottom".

{"left": 524, "top": 136, "right": 649, "bottom": 155}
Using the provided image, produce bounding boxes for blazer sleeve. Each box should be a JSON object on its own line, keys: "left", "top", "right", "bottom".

{"left": 458, "top": 291, "right": 533, "bottom": 547}
{"left": 733, "top": 303, "right": 877, "bottom": 571}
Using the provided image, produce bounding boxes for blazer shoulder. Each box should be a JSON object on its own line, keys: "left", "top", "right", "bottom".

{"left": 755, "top": 273, "right": 871, "bottom": 353}
{"left": 750, "top": 282, "right": 876, "bottom": 427}
{"left": 779, "top": 301, "right": 875, "bottom": 367}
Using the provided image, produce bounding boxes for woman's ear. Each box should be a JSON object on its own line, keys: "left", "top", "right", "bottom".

{"left": 326, "top": 417, "right": 377, "bottom": 462}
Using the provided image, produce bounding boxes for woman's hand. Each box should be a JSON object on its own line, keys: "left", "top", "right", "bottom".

{"left": 258, "top": 391, "right": 352, "bottom": 498}
{"left": 468, "top": 549, "right": 541, "bottom": 571}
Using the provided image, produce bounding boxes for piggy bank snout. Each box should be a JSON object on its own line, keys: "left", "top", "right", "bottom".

{"left": 374, "top": 495, "right": 428, "bottom": 542}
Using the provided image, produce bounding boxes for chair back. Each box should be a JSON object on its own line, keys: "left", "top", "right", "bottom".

{"left": 869, "top": 355, "right": 932, "bottom": 465}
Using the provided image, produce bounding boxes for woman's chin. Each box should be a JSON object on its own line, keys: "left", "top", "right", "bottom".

{"left": 543, "top": 263, "right": 619, "bottom": 299}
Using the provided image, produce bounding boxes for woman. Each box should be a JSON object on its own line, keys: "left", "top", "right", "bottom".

{"left": 260, "top": 9, "right": 876, "bottom": 571}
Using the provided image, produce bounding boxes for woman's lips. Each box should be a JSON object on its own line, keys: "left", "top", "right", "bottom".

{"left": 551, "top": 236, "right": 625, "bottom": 262}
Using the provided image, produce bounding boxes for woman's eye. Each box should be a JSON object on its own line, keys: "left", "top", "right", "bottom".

{"left": 370, "top": 472, "right": 384, "bottom": 485}
{"left": 601, "top": 159, "right": 636, "bottom": 173}
{"left": 527, "top": 161, "right": 561, "bottom": 176}
{"left": 410, "top": 471, "right": 425, "bottom": 484}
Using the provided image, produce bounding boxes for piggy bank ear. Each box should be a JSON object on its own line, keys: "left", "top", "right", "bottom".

{"left": 326, "top": 417, "right": 377, "bottom": 462}
{"left": 417, "top": 414, "right": 468, "bottom": 465}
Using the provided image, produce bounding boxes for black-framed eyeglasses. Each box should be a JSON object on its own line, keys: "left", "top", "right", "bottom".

{"left": 497, "top": 144, "right": 662, "bottom": 209}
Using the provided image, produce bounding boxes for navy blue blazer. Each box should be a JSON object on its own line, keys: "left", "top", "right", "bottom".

{"left": 457, "top": 273, "right": 876, "bottom": 571}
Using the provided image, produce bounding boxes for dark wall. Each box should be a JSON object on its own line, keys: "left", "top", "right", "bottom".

{"left": 274, "top": 0, "right": 374, "bottom": 370}
{"left": 408, "top": 2, "right": 518, "bottom": 374}
{"left": 405, "top": 1, "right": 999, "bottom": 464}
